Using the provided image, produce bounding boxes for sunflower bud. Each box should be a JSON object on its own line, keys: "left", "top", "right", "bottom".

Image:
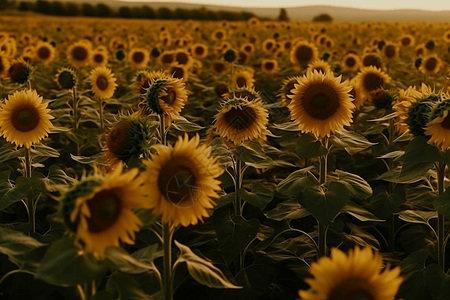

{"left": 8, "top": 59, "right": 32, "bottom": 84}
{"left": 369, "top": 88, "right": 394, "bottom": 109}
{"left": 144, "top": 78, "right": 169, "bottom": 115}
{"left": 116, "top": 49, "right": 125, "bottom": 61}
{"left": 377, "top": 40, "right": 385, "bottom": 50}
{"left": 224, "top": 49, "right": 237, "bottom": 63}
{"left": 56, "top": 68, "right": 77, "bottom": 89}
{"left": 151, "top": 47, "right": 161, "bottom": 58}
{"left": 425, "top": 40, "right": 435, "bottom": 50}
{"left": 414, "top": 58, "right": 422, "bottom": 69}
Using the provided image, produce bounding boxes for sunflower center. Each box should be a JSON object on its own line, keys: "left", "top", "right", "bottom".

{"left": 38, "top": 46, "right": 51, "bottom": 59}
{"left": 264, "top": 62, "right": 274, "bottom": 70}
{"left": 94, "top": 54, "right": 104, "bottom": 63}
{"left": 0, "top": 58, "right": 4, "bottom": 73}
{"left": 295, "top": 45, "right": 313, "bottom": 65}
{"left": 132, "top": 51, "right": 144, "bottom": 64}
{"left": 86, "top": 191, "right": 122, "bottom": 233}
{"left": 346, "top": 57, "right": 356, "bottom": 67}
{"left": 441, "top": 113, "right": 450, "bottom": 130}
{"left": 425, "top": 57, "right": 437, "bottom": 71}
{"left": 162, "top": 53, "right": 173, "bottom": 64}
{"left": 161, "top": 88, "right": 177, "bottom": 105}
{"left": 363, "top": 73, "right": 383, "bottom": 93}
{"left": 72, "top": 46, "right": 88, "bottom": 61}
{"left": 265, "top": 42, "right": 273, "bottom": 50}
{"left": 362, "top": 55, "right": 381, "bottom": 68}
{"left": 224, "top": 105, "right": 256, "bottom": 131}
{"left": 302, "top": 83, "right": 340, "bottom": 120}
{"left": 402, "top": 37, "right": 411, "bottom": 46}
{"left": 158, "top": 158, "right": 198, "bottom": 207}
{"left": 215, "top": 31, "right": 224, "bottom": 39}
{"left": 384, "top": 45, "right": 396, "bottom": 58}
{"left": 12, "top": 106, "right": 40, "bottom": 132}
{"left": 107, "top": 120, "right": 131, "bottom": 156}
{"left": 96, "top": 75, "right": 109, "bottom": 91}
{"left": 176, "top": 52, "right": 188, "bottom": 64}
{"left": 195, "top": 46, "right": 204, "bottom": 56}
{"left": 171, "top": 66, "right": 184, "bottom": 80}
{"left": 236, "top": 77, "right": 247, "bottom": 88}
{"left": 213, "top": 62, "right": 225, "bottom": 73}
{"left": 328, "top": 277, "right": 375, "bottom": 300}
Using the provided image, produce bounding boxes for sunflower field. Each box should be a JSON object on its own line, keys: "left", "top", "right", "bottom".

{"left": 1, "top": 13, "right": 450, "bottom": 300}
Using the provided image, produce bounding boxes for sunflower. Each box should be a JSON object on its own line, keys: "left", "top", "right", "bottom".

{"left": 399, "top": 34, "right": 415, "bottom": 47}
{"left": 354, "top": 66, "right": 391, "bottom": 99}
{"left": 142, "top": 134, "right": 223, "bottom": 227}
{"left": 341, "top": 53, "right": 360, "bottom": 72}
{"left": 91, "top": 49, "right": 108, "bottom": 67}
{"left": 307, "top": 59, "right": 332, "bottom": 74}
{"left": 0, "top": 89, "right": 54, "bottom": 149}
{"left": 211, "top": 29, "right": 227, "bottom": 41}
{"left": 419, "top": 54, "right": 442, "bottom": 75}
{"left": 443, "top": 30, "right": 450, "bottom": 43}
{"left": 298, "top": 247, "right": 403, "bottom": 300}
{"left": 232, "top": 69, "right": 254, "bottom": 89}
{"left": 290, "top": 40, "right": 319, "bottom": 70}
{"left": 349, "top": 79, "right": 366, "bottom": 110}
{"left": 90, "top": 66, "right": 117, "bottom": 100}
{"left": 288, "top": 70, "right": 354, "bottom": 138}
{"left": 403, "top": 85, "right": 437, "bottom": 137}
{"left": 128, "top": 48, "right": 150, "bottom": 69}
{"left": 222, "top": 86, "right": 262, "bottom": 103}
{"left": 392, "top": 86, "right": 422, "bottom": 134}
{"left": 158, "top": 50, "right": 175, "bottom": 66}
{"left": 165, "top": 63, "right": 189, "bottom": 82}
{"left": 173, "top": 48, "right": 193, "bottom": 69}
{"left": 67, "top": 41, "right": 92, "bottom": 68}
{"left": 34, "top": 41, "right": 56, "bottom": 65}
{"left": 134, "top": 69, "right": 165, "bottom": 95}
{"left": 212, "top": 96, "right": 269, "bottom": 145}
{"left": 8, "top": 58, "right": 32, "bottom": 84}
{"left": 55, "top": 67, "right": 77, "bottom": 90}
{"left": 262, "top": 38, "right": 277, "bottom": 54}
{"left": 211, "top": 61, "right": 227, "bottom": 76}
{"left": 240, "top": 42, "right": 255, "bottom": 55}
{"left": 279, "top": 76, "right": 300, "bottom": 107}
{"left": 361, "top": 53, "right": 382, "bottom": 69}
{"left": 415, "top": 43, "right": 427, "bottom": 57}
{"left": 142, "top": 75, "right": 188, "bottom": 126}
{"left": 381, "top": 42, "right": 399, "bottom": 62}
{"left": 261, "top": 59, "right": 279, "bottom": 74}
{"left": 63, "top": 163, "right": 149, "bottom": 259}
{"left": 0, "top": 55, "right": 10, "bottom": 78}
{"left": 190, "top": 43, "right": 208, "bottom": 59}
{"left": 424, "top": 98, "right": 450, "bottom": 150}
{"left": 237, "top": 51, "right": 250, "bottom": 65}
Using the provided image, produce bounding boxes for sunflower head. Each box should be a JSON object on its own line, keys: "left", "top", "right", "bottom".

{"left": 354, "top": 66, "right": 391, "bottom": 99}
{"left": 290, "top": 40, "right": 319, "bottom": 70}
{"left": 0, "top": 89, "right": 54, "bottom": 149}
{"left": 115, "top": 49, "right": 126, "bottom": 61}
{"left": 361, "top": 53, "right": 382, "bottom": 69}
{"left": 406, "top": 95, "right": 436, "bottom": 137}
{"left": 8, "top": 58, "right": 33, "bottom": 84}
{"left": 419, "top": 54, "right": 442, "bottom": 75}
{"left": 224, "top": 48, "right": 237, "bottom": 63}
{"left": 280, "top": 76, "right": 300, "bottom": 107}
{"left": 35, "top": 41, "right": 56, "bottom": 65}
{"left": 56, "top": 68, "right": 77, "bottom": 90}
{"left": 90, "top": 66, "right": 117, "bottom": 100}
{"left": 142, "top": 134, "right": 223, "bottom": 227}
{"left": 61, "top": 163, "right": 149, "bottom": 259}
{"left": 67, "top": 41, "right": 92, "bottom": 68}
{"left": 368, "top": 88, "right": 394, "bottom": 109}
{"left": 232, "top": 69, "right": 255, "bottom": 89}
{"left": 425, "top": 98, "right": 450, "bottom": 150}
{"left": 0, "top": 56, "right": 11, "bottom": 79}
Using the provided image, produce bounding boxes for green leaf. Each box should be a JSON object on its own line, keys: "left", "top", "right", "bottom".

{"left": 70, "top": 153, "right": 103, "bottom": 164}
{"left": 433, "top": 188, "right": 450, "bottom": 221}
{"left": 398, "top": 210, "right": 437, "bottom": 225}
{"left": 238, "top": 182, "right": 273, "bottom": 210}
{"left": 0, "top": 143, "right": 26, "bottom": 163}
{"left": 135, "top": 208, "right": 160, "bottom": 227}
{"left": 32, "top": 144, "right": 60, "bottom": 162}
{"left": 264, "top": 199, "right": 310, "bottom": 221}
{"left": 332, "top": 170, "right": 372, "bottom": 199}
{"left": 105, "top": 247, "right": 158, "bottom": 274}
{"left": 342, "top": 223, "right": 380, "bottom": 248}
{"left": 276, "top": 166, "right": 317, "bottom": 196}
{"left": 213, "top": 207, "right": 260, "bottom": 264}
{"left": 331, "top": 129, "right": 377, "bottom": 155}
{"left": 171, "top": 116, "right": 205, "bottom": 132}
{"left": 367, "top": 112, "right": 397, "bottom": 122}
{"left": 295, "top": 134, "right": 328, "bottom": 158}
{"left": 0, "top": 170, "right": 12, "bottom": 199}
{"left": 369, "top": 186, "right": 406, "bottom": 219}
{"left": 106, "top": 272, "right": 156, "bottom": 300}
{"left": 396, "top": 136, "right": 442, "bottom": 164}
{"left": 0, "top": 227, "right": 46, "bottom": 267}
{"left": 233, "top": 142, "right": 273, "bottom": 168}
{"left": 377, "top": 162, "right": 434, "bottom": 183}
{"left": 340, "top": 202, "right": 383, "bottom": 222}
{"left": 175, "top": 240, "right": 241, "bottom": 289}
{"left": 299, "top": 181, "right": 350, "bottom": 225}
{"left": 0, "top": 176, "right": 31, "bottom": 211}
{"left": 271, "top": 121, "right": 300, "bottom": 131}
{"left": 398, "top": 249, "right": 431, "bottom": 300}
{"left": 42, "top": 165, "right": 75, "bottom": 192}
{"left": 91, "top": 291, "right": 115, "bottom": 300}
{"left": 439, "top": 277, "right": 450, "bottom": 300}
{"left": 35, "top": 237, "right": 109, "bottom": 286}
{"left": 423, "top": 263, "right": 446, "bottom": 299}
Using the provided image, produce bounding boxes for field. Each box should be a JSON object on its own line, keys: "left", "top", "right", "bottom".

{"left": 0, "top": 14, "right": 450, "bottom": 300}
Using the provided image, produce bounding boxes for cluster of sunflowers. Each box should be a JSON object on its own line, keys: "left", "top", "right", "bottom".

{"left": 1, "top": 13, "right": 450, "bottom": 300}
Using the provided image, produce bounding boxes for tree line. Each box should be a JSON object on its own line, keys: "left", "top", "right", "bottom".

{"left": 12, "top": 0, "right": 257, "bottom": 20}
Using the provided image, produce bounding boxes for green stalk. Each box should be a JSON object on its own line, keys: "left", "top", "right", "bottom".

{"left": 233, "top": 156, "right": 243, "bottom": 273}
{"left": 72, "top": 87, "right": 80, "bottom": 156}
{"left": 25, "top": 147, "right": 35, "bottom": 234}
{"left": 98, "top": 97, "right": 104, "bottom": 133}
{"left": 387, "top": 118, "right": 395, "bottom": 252}
{"left": 437, "top": 161, "right": 446, "bottom": 271}
{"left": 318, "top": 137, "right": 329, "bottom": 257}
{"left": 163, "top": 222, "right": 173, "bottom": 300}
{"left": 160, "top": 113, "right": 166, "bottom": 146}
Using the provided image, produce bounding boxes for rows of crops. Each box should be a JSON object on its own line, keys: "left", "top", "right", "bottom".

{"left": 0, "top": 14, "right": 450, "bottom": 300}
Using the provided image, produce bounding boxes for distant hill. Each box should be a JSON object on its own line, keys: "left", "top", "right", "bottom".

{"left": 15, "top": 1, "right": 450, "bottom": 22}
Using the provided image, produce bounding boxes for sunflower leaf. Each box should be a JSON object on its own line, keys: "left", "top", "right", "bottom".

{"left": 433, "top": 188, "right": 450, "bottom": 221}
{"left": 377, "top": 162, "right": 434, "bottom": 183}
{"left": 264, "top": 199, "right": 310, "bottom": 221}
{"left": 276, "top": 166, "right": 317, "bottom": 196}
{"left": 171, "top": 116, "right": 205, "bottom": 132}
{"left": 331, "top": 129, "right": 377, "bottom": 155}
{"left": 238, "top": 182, "right": 273, "bottom": 210}
{"left": 0, "top": 143, "right": 26, "bottom": 163}
{"left": 332, "top": 169, "right": 372, "bottom": 199}
{"left": 175, "top": 240, "right": 241, "bottom": 289}
{"left": 369, "top": 186, "right": 406, "bottom": 219}
{"left": 340, "top": 201, "right": 383, "bottom": 222}
{"left": 398, "top": 210, "right": 437, "bottom": 226}
{"left": 0, "top": 176, "right": 31, "bottom": 211}
{"left": 271, "top": 121, "right": 300, "bottom": 132}
{"left": 105, "top": 247, "right": 159, "bottom": 274}
{"left": 396, "top": 136, "right": 443, "bottom": 164}
{"left": 295, "top": 134, "right": 328, "bottom": 158}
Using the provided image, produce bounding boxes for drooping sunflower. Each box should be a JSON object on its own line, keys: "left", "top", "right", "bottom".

{"left": 67, "top": 41, "right": 92, "bottom": 68}
{"left": 0, "top": 55, "right": 10, "bottom": 78}
{"left": 34, "top": 41, "right": 56, "bottom": 65}
{"left": 212, "top": 96, "right": 269, "bottom": 145}
{"left": 62, "top": 163, "right": 149, "bottom": 259}
{"left": 361, "top": 53, "right": 383, "bottom": 69}
{"left": 425, "top": 98, "right": 450, "bottom": 150}
{"left": 232, "top": 69, "right": 255, "bottom": 89}
{"left": 288, "top": 70, "right": 355, "bottom": 138}
{"left": 307, "top": 59, "right": 332, "bottom": 74}
{"left": 290, "top": 40, "right": 319, "bottom": 70}
{"left": 279, "top": 76, "right": 300, "bottom": 107}
{"left": 55, "top": 67, "right": 77, "bottom": 90}
{"left": 190, "top": 43, "right": 208, "bottom": 59}
{"left": 261, "top": 59, "right": 279, "bottom": 74}
{"left": 0, "top": 89, "right": 54, "bottom": 149}
{"left": 392, "top": 86, "right": 422, "bottom": 134}
{"left": 419, "top": 54, "right": 442, "bottom": 75}
{"left": 142, "top": 134, "right": 223, "bottom": 227}
{"left": 90, "top": 66, "right": 118, "bottom": 100}
{"left": 354, "top": 66, "right": 391, "bottom": 99}
{"left": 128, "top": 48, "right": 150, "bottom": 69}
{"left": 298, "top": 247, "right": 403, "bottom": 300}
{"left": 8, "top": 57, "right": 32, "bottom": 84}
{"left": 341, "top": 53, "right": 360, "bottom": 72}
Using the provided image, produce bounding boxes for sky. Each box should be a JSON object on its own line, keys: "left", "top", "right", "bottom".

{"left": 120, "top": 0, "right": 450, "bottom": 11}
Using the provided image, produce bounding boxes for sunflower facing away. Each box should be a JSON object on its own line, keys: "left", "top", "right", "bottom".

{"left": 298, "top": 247, "right": 403, "bottom": 300}
{"left": 288, "top": 70, "right": 354, "bottom": 138}
{"left": 425, "top": 98, "right": 450, "bottom": 150}
{"left": 0, "top": 89, "right": 54, "bottom": 149}
{"left": 62, "top": 163, "right": 149, "bottom": 259}
{"left": 142, "top": 134, "right": 223, "bottom": 227}
{"left": 392, "top": 86, "right": 422, "bottom": 134}
{"left": 90, "top": 66, "right": 118, "bottom": 100}
{"left": 212, "top": 96, "right": 269, "bottom": 145}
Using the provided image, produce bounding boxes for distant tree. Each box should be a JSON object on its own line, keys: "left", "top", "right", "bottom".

{"left": 240, "top": 11, "right": 255, "bottom": 20}
{"left": 131, "top": 7, "right": 144, "bottom": 18}
{"left": 174, "top": 8, "right": 190, "bottom": 20}
{"left": 217, "top": 10, "right": 237, "bottom": 21}
{"left": 141, "top": 5, "right": 155, "bottom": 19}
{"left": 34, "top": 0, "right": 51, "bottom": 14}
{"left": 157, "top": 7, "right": 172, "bottom": 19}
{"left": 312, "top": 13, "right": 333, "bottom": 22}
{"left": 278, "top": 8, "right": 289, "bottom": 21}
{"left": 81, "top": 3, "right": 96, "bottom": 16}
{"left": 96, "top": 3, "right": 112, "bottom": 17}
{"left": 18, "top": 1, "right": 32, "bottom": 11}
{"left": 118, "top": 6, "right": 132, "bottom": 18}
{"left": 65, "top": 2, "right": 80, "bottom": 16}
{"left": 0, "top": 0, "right": 9, "bottom": 10}
{"left": 205, "top": 9, "right": 218, "bottom": 20}
{"left": 50, "top": 1, "right": 66, "bottom": 15}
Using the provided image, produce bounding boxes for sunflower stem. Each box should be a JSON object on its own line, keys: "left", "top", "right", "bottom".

{"left": 318, "top": 137, "right": 328, "bottom": 257}
{"left": 72, "top": 87, "right": 80, "bottom": 156}
{"left": 98, "top": 97, "right": 104, "bottom": 133}
{"left": 25, "top": 147, "right": 35, "bottom": 234}
{"left": 437, "top": 161, "right": 446, "bottom": 271}
{"left": 160, "top": 113, "right": 166, "bottom": 146}
{"left": 234, "top": 156, "right": 243, "bottom": 273}
{"left": 387, "top": 118, "right": 395, "bottom": 252}
{"left": 163, "top": 222, "right": 173, "bottom": 300}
